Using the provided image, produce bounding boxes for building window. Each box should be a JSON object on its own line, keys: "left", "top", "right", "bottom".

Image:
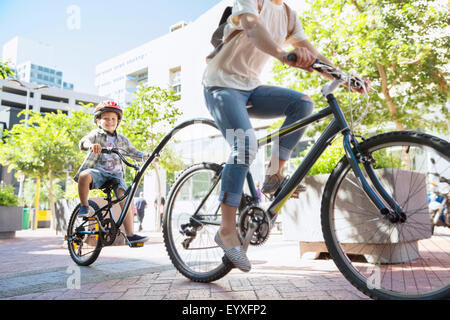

{"left": 169, "top": 66, "right": 181, "bottom": 100}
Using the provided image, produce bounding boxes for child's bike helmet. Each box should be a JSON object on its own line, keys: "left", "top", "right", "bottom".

{"left": 94, "top": 100, "right": 123, "bottom": 122}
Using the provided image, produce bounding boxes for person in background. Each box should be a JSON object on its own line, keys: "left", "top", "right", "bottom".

{"left": 135, "top": 192, "right": 148, "bottom": 232}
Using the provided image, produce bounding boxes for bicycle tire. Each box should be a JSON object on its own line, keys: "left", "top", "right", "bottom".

{"left": 321, "top": 131, "right": 450, "bottom": 300}
{"left": 67, "top": 200, "right": 103, "bottom": 266}
{"left": 163, "top": 162, "right": 233, "bottom": 282}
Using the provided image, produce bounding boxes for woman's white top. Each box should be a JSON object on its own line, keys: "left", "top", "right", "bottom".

{"left": 202, "top": 0, "right": 308, "bottom": 91}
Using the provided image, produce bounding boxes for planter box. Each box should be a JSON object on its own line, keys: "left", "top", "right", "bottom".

{"left": 55, "top": 198, "right": 125, "bottom": 246}
{"left": 0, "top": 206, "right": 24, "bottom": 239}
{"left": 281, "top": 169, "right": 431, "bottom": 263}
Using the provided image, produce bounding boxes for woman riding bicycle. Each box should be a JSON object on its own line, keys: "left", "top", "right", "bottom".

{"left": 203, "top": 0, "right": 368, "bottom": 272}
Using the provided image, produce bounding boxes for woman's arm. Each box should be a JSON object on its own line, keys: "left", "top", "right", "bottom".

{"left": 291, "top": 39, "right": 337, "bottom": 79}
{"left": 239, "top": 13, "right": 316, "bottom": 70}
{"left": 292, "top": 39, "right": 371, "bottom": 93}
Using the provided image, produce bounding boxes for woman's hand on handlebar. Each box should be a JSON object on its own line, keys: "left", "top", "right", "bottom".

{"left": 344, "top": 77, "right": 372, "bottom": 95}
{"left": 281, "top": 47, "right": 317, "bottom": 72}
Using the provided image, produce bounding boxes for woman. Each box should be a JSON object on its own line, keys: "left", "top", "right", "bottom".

{"left": 203, "top": 0, "right": 362, "bottom": 272}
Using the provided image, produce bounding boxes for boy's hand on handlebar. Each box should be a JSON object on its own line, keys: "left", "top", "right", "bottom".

{"left": 90, "top": 144, "right": 102, "bottom": 154}
{"left": 282, "top": 48, "right": 316, "bottom": 72}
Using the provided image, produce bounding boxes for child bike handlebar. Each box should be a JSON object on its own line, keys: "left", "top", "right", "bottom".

{"left": 101, "top": 147, "right": 141, "bottom": 171}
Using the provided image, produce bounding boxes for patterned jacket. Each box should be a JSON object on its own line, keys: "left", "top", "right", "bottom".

{"left": 73, "top": 128, "right": 146, "bottom": 182}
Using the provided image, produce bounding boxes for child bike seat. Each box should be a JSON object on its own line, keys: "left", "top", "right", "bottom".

{"left": 98, "top": 180, "right": 119, "bottom": 195}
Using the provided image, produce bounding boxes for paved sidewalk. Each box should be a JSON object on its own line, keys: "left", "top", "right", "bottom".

{"left": 0, "top": 229, "right": 370, "bottom": 300}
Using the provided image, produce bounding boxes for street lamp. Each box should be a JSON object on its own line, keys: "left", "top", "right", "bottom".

{"left": 8, "top": 79, "right": 49, "bottom": 123}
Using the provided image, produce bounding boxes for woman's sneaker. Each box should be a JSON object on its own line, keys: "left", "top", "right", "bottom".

{"left": 262, "top": 174, "right": 306, "bottom": 198}
{"left": 78, "top": 205, "right": 90, "bottom": 218}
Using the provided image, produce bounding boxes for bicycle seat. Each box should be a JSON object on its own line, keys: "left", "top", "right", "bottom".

{"left": 99, "top": 180, "right": 119, "bottom": 194}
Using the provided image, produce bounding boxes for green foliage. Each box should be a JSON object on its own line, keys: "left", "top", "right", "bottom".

{"left": 23, "top": 178, "right": 65, "bottom": 209}
{"left": 0, "top": 105, "right": 95, "bottom": 212}
{"left": 0, "top": 110, "right": 72, "bottom": 177}
{"left": 0, "top": 185, "right": 19, "bottom": 207}
{"left": 295, "top": 139, "right": 346, "bottom": 176}
{"left": 64, "top": 182, "right": 106, "bottom": 200}
{"left": 271, "top": 0, "right": 449, "bottom": 136}
{"left": 120, "top": 85, "right": 184, "bottom": 185}
{"left": 0, "top": 61, "right": 14, "bottom": 79}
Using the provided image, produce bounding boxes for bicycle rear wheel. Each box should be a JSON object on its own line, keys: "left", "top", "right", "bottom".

{"left": 163, "top": 163, "right": 233, "bottom": 282}
{"left": 322, "top": 131, "right": 450, "bottom": 299}
{"left": 67, "top": 200, "right": 103, "bottom": 266}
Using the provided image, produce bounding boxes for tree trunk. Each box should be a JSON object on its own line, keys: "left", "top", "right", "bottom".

{"left": 34, "top": 176, "right": 40, "bottom": 230}
{"left": 48, "top": 168, "right": 56, "bottom": 233}
{"left": 376, "top": 63, "right": 405, "bottom": 131}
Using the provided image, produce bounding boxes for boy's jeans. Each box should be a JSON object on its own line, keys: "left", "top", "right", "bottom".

{"left": 203, "top": 85, "right": 313, "bottom": 208}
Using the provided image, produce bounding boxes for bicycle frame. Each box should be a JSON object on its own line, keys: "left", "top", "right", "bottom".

{"left": 187, "top": 92, "right": 404, "bottom": 227}
{"left": 256, "top": 92, "right": 404, "bottom": 223}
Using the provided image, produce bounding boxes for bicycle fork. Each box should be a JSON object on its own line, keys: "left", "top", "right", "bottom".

{"left": 342, "top": 132, "right": 407, "bottom": 223}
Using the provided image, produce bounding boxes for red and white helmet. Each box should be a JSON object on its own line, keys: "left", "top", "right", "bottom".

{"left": 93, "top": 100, "right": 123, "bottom": 122}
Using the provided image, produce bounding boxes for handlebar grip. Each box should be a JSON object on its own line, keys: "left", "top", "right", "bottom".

{"left": 287, "top": 54, "right": 321, "bottom": 70}
{"left": 101, "top": 147, "right": 115, "bottom": 154}
{"left": 287, "top": 53, "right": 297, "bottom": 63}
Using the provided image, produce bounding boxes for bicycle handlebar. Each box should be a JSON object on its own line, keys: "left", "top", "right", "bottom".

{"left": 101, "top": 148, "right": 141, "bottom": 171}
{"left": 287, "top": 54, "right": 364, "bottom": 91}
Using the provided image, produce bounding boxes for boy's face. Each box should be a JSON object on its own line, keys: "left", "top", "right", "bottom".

{"left": 97, "top": 111, "right": 119, "bottom": 133}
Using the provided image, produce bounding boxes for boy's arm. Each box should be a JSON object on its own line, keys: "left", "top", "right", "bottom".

{"left": 122, "top": 136, "right": 147, "bottom": 161}
{"left": 79, "top": 131, "right": 97, "bottom": 151}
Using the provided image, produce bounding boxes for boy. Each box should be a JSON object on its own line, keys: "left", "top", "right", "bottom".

{"left": 73, "top": 100, "right": 149, "bottom": 244}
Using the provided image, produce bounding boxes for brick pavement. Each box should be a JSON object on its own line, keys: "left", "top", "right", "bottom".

{"left": 0, "top": 229, "right": 370, "bottom": 301}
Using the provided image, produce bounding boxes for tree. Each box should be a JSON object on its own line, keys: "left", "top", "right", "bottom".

{"left": 120, "top": 85, "right": 183, "bottom": 228}
{"left": 0, "top": 109, "right": 89, "bottom": 229}
{"left": 271, "top": 0, "right": 448, "bottom": 136}
{"left": 0, "top": 61, "right": 14, "bottom": 79}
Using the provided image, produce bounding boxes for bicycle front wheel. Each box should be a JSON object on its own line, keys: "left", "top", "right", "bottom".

{"left": 67, "top": 200, "right": 103, "bottom": 266}
{"left": 322, "top": 131, "right": 450, "bottom": 300}
{"left": 163, "top": 163, "right": 233, "bottom": 282}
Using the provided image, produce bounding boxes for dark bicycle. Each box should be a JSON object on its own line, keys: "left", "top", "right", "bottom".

{"left": 162, "top": 59, "right": 450, "bottom": 300}
{"left": 66, "top": 117, "right": 233, "bottom": 266}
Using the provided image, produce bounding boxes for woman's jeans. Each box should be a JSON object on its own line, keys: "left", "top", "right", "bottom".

{"left": 203, "top": 85, "right": 314, "bottom": 208}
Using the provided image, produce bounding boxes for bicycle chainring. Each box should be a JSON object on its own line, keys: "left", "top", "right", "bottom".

{"left": 100, "top": 218, "right": 118, "bottom": 246}
{"left": 238, "top": 206, "right": 270, "bottom": 246}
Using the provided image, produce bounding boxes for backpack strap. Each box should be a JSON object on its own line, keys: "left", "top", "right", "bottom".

{"left": 258, "top": 0, "right": 264, "bottom": 12}
{"left": 223, "top": 0, "right": 265, "bottom": 45}
{"left": 284, "top": 3, "right": 296, "bottom": 38}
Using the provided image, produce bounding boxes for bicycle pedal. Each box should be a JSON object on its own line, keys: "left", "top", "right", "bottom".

{"left": 129, "top": 242, "right": 144, "bottom": 248}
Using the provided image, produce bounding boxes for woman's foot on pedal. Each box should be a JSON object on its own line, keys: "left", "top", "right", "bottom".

{"left": 78, "top": 205, "right": 90, "bottom": 218}
{"left": 261, "top": 173, "right": 306, "bottom": 196}
{"left": 214, "top": 231, "right": 251, "bottom": 272}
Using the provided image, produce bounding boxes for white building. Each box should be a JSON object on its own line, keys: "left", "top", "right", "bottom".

{"left": 2, "top": 36, "right": 74, "bottom": 90}
{"left": 0, "top": 78, "right": 105, "bottom": 187}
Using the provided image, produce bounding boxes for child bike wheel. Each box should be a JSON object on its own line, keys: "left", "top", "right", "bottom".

{"left": 163, "top": 163, "right": 233, "bottom": 282}
{"left": 67, "top": 200, "right": 103, "bottom": 266}
{"left": 321, "top": 131, "right": 450, "bottom": 300}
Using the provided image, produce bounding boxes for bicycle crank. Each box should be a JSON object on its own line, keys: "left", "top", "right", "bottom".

{"left": 238, "top": 206, "right": 271, "bottom": 248}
